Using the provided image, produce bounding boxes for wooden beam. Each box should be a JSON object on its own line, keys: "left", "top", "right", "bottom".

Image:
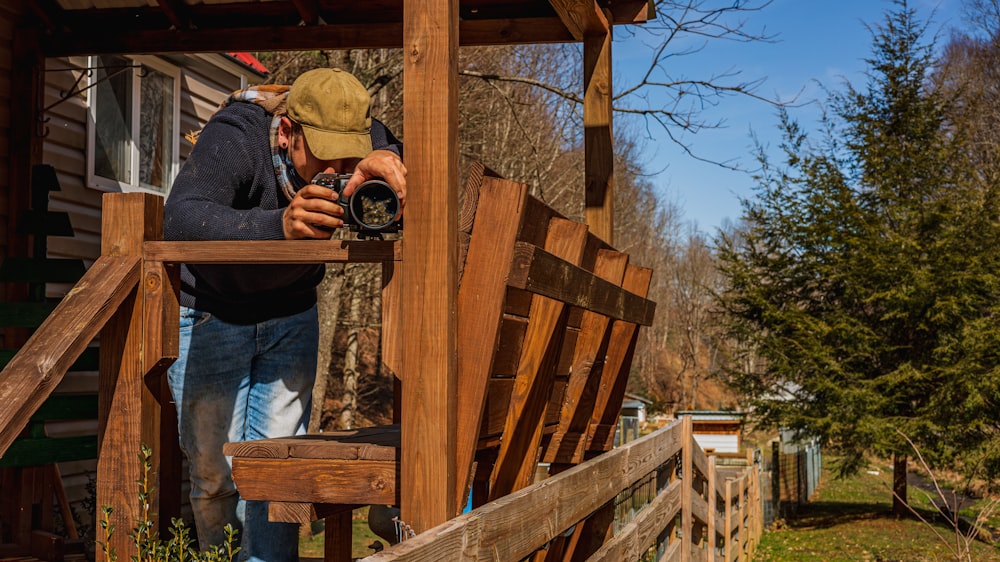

{"left": 289, "top": 0, "right": 321, "bottom": 25}
{"left": 401, "top": 0, "right": 460, "bottom": 533}
{"left": 507, "top": 242, "right": 655, "bottom": 326}
{"left": 143, "top": 239, "right": 400, "bottom": 264}
{"left": 154, "top": 0, "right": 192, "bottom": 30}
{"left": 583, "top": 29, "right": 614, "bottom": 243}
{"left": 453, "top": 177, "right": 527, "bottom": 514}
{"left": 547, "top": 0, "right": 608, "bottom": 41}
{"left": 39, "top": 18, "right": 575, "bottom": 57}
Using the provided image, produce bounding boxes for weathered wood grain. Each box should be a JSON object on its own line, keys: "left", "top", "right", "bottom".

{"left": 506, "top": 242, "right": 655, "bottom": 326}
{"left": 401, "top": 0, "right": 460, "bottom": 532}
{"left": 232, "top": 458, "right": 398, "bottom": 505}
{"left": 0, "top": 255, "right": 139, "bottom": 456}
{"left": 489, "top": 218, "right": 587, "bottom": 499}
{"left": 362, "top": 422, "right": 684, "bottom": 562}
{"left": 143, "top": 239, "right": 400, "bottom": 264}
{"left": 454, "top": 176, "right": 528, "bottom": 514}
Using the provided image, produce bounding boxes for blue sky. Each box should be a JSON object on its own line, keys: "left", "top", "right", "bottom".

{"left": 615, "top": 0, "right": 967, "bottom": 234}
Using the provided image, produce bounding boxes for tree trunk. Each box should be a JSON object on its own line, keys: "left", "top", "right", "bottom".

{"left": 892, "top": 452, "right": 908, "bottom": 518}
{"left": 338, "top": 265, "right": 364, "bottom": 429}
{"left": 308, "top": 263, "right": 345, "bottom": 433}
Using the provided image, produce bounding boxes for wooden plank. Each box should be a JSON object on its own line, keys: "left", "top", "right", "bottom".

{"left": 542, "top": 250, "right": 627, "bottom": 464}
{"left": 142, "top": 260, "right": 178, "bottom": 378}
{"left": 362, "top": 421, "right": 685, "bottom": 562}
{"left": 143, "top": 239, "right": 400, "bottom": 264}
{"left": 489, "top": 218, "right": 587, "bottom": 499}
{"left": 586, "top": 264, "right": 654, "bottom": 453}
{"left": 492, "top": 315, "right": 528, "bottom": 377}
{"left": 97, "top": 193, "right": 163, "bottom": 562}
{"left": 707, "top": 455, "right": 717, "bottom": 557}
{"left": 586, "top": 480, "right": 683, "bottom": 562}
{"left": 231, "top": 458, "right": 398, "bottom": 505}
{"left": 453, "top": 176, "right": 528, "bottom": 514}
{"left": 401, "top": 0, "right": 460, "bottom": 533}
{"left": 224, "top": 426, "right": 401, "bottom": 461}
{"left": 507, "top": 242, "right": 655, "bottom": 325}
{"left": 0, "top": 255, "right": 139, "bottom": 457}
{"left": 583, "top": 29, "right": 614, "bottom": 243}
{"left": 382, "top": 259, "right": 403, "bottom": 385}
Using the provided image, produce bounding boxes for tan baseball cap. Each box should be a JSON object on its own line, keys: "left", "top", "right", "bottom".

{"left": 286, "top": 68, "right": 373, "bottom": 161}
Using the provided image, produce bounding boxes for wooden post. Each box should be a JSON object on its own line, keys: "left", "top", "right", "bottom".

{"left": 707, "top": 455, "right": 716, "bottom": 559}
{"left": 402, "top": 0, "right": 460, "bottom": 533}
{"left": 724, "top": 478, "right": 733, "bottom": 562}
{"left": 583, "top": 28, "right": 614, "bottom": 243}
{"left": 97, "top": 193, "right": 164, "bottom": 561}
{"left": 680, "top": 415, "right": 692, "bottom": 562}
{"left": 738, "top": 474, "right": 747, "bottom": 560}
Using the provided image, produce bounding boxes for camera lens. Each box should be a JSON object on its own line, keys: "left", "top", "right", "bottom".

{"left": 352, "top": 180, "right": 399, "bottom": 229}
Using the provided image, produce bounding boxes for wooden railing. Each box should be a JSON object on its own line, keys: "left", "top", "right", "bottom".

{"left": 0, "top": 190, "right": 761, "bottom": 561}
{"left": 359, "top": 416, "right": 762, "bottom": 561}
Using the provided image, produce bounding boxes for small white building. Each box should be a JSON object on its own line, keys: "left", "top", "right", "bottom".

{"left": 676, "top": 410, "right": 745, "bottom": 454}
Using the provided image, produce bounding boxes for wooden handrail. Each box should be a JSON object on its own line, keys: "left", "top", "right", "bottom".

{"left": 143, "top": 239, "right": 401, "bottom": 264}
{"left": 360, "top": 417, "right": 764, "bottom": 561}
{"left": 0, "top": 255, "right": 142, "bottom": 455}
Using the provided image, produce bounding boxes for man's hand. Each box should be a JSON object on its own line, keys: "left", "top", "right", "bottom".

{"left": 282, "top": 184, "right": 344, "bottom": 239}
{"left": 343, "top": 149, "right": 407, "bottom": 210}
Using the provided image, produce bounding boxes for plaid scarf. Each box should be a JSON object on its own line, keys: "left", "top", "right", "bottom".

{"left": 185, "top": 84, "right": 301, "bottom": 201}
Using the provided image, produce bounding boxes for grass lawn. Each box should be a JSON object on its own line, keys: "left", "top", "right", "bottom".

{"left": 756, "top": 459, "right": 1000, "bottom": 561}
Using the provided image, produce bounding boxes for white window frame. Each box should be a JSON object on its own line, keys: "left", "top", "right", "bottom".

{"left": 85, "top": 54, "right": 181, "bottom": 196}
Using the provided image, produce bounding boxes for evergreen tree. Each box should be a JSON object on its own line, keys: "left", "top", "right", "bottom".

{"left": 716, "top": 0, "right": 1000, "bottom": 510}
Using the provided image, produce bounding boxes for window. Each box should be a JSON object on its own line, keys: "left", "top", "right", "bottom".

{"left": 86, "top": 55, "right": 180, "bottom": 195}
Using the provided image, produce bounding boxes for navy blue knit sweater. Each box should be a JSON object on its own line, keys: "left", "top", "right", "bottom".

{"left": 163, "top": 101, "right": 402, "bottom": 324}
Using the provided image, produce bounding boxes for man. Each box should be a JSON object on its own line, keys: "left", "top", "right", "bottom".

{"left": 163, "top": 67, "right": 405, "bottom": 561}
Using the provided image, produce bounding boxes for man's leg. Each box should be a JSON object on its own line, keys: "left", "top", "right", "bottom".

{"left": 242, "top": 305, "right": 319, "bottom": 562}
{"left": 167, "top": 307, "right": 255, "bottom": 551}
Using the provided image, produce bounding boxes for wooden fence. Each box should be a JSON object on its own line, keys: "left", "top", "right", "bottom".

{"left": 360, "top": 416, "right": 763, "bottom": 562}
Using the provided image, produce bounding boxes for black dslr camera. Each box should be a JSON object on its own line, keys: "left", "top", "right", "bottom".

{"left": 311, "top": 173, "right": 402, "bottom": 239}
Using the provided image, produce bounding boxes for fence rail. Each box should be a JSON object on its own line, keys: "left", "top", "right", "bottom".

{"left": 361, "top": 417, "right": 763, "bottom": 561}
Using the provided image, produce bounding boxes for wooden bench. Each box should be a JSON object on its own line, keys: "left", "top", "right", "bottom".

{"left": 223, "top": 162, "right": 655, "bottom": 560}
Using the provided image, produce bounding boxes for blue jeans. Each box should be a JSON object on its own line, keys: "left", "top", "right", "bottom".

{"left": 167, "top": 305, "right": 319, "bottom": 562}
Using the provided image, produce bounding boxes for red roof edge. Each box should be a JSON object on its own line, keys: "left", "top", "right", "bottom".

{"left": 227, "top": 52, "right": 269, "bottom": 74}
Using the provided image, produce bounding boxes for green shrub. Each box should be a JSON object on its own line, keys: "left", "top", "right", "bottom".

{"left": 98, "top": 444, "right": 239, "bottom": 562}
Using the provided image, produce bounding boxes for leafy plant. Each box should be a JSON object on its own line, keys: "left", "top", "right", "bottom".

{"left": 98, "top": 444, "right": 239, "bottom": 562}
